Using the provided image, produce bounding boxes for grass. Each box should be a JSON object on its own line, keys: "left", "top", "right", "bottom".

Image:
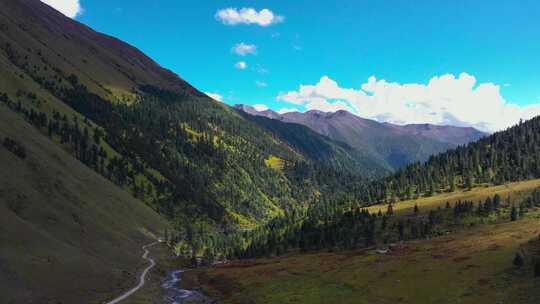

{"left": 0, "top": 106, "right": 168, "bottom": 304}
{"left": 265, "top": 155, "right": 285, "bottom": 172}
{"left": 366, "top": 179, "right": 540, "bottom": 216}
{"left": 184, "top": 181, "right": 540, "bottom": 304}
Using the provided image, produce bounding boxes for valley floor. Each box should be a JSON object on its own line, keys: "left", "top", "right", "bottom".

{"left": 183, "top": 181, "right": 540, "bottom": 304}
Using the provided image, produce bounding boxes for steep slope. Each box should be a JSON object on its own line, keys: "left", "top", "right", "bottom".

{"left": 0, "top": 0, "right": 366, "bottom": 232}
{"left": 0, "top": 106, "right": 167, "bottom": 304}
{"left": 0, "top": 0, "right": 196, "bottom": 99}
{"left": 236, "top": 105, "right": 485, "bottom": 170}
{"left": 236, "top": 110, "right": 390, "bottom": 178}
{"left": 399, "top": 123, "right": 486, "bottom": 145}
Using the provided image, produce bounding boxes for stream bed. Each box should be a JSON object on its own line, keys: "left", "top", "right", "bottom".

{"left": 161, "top": 269, "right": 209, "bottom": 304}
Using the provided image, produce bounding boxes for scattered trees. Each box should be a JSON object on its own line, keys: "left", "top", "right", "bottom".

{"left": 357, "top": 115, "right": 540, "bottom": 204}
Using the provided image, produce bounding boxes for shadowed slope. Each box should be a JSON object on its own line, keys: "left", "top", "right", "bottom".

{"left": 0, "top": 106, "right": 167, "bottom": 304}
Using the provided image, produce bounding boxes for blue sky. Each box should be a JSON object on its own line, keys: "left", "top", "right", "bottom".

{"left": 43, "top": 1, "right": 540, "bottom": 131}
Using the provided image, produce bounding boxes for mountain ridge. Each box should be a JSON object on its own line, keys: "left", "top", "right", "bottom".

{"left": 235, "top": 104, "right": 486, "bottom": 170}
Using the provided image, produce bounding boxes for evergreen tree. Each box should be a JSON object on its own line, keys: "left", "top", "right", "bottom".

{"left": 535, "top": 258, "right": 540, "bottom": 278}
{"left": 386, "top": 204, "right": 394, "bottom": 216}
{"left": 513, "top": 252, "right": 524, "bottom": 268}
{"left": 511, "top": 205, "right": 519, "bottom": 221}
{"left": 202, "top": 248, "right": 215, "bottom": 266}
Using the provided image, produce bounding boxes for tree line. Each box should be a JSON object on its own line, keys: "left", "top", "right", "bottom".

{"left": 357, "top": 118, "right": 540, "bottom": 204}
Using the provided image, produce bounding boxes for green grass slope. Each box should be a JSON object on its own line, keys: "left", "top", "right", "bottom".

{"left": 0, "top": 106, "right": 167, "bottom": 304}
{"left": 188, "top": 217, "right": 540, "bottom": 304}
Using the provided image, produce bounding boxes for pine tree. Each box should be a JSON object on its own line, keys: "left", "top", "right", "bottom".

{"left": 466, "top": 174, "right": 474, "bottom": 190}
{"left": 398, "top": 221, "right": 405, "bottom": 240}
{"left": 534, "top": 258, "right": 540, "bottom": 277}
{"left": 386, "top": 203, "right": 394, "bottom": 216}
{"left": 449, "top": 176, "right": 456, "bottom": 192}
{"left": 513, "top": 252, "right": 524, "bottom": 268}
{"left": 493, "top": 194, "right": 501, "bottom": 209}
{"left": 511, "top": 205, "right": 519, "bottom": 221}
{"left": 202, "top": 248, "right": 215, "bottom": 266}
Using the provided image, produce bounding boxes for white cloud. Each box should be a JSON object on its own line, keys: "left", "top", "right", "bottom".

{"left": 234, "top": 61, "right": 247, "bottom": 70}
{"left": 232, "top": 43, "right": 257, "bottom": 56}
{"left": 216, "top": 8, "right": 284, "bottom": 26}
{"left": 278, "top": 108, "right": 298, "bottom": 114}
{"left": 277, "top": 73, "right": 540, "bottom": 132}
{"left": 253, "top": 104, "right": 269, "bottom": 111}
{"left": 204, "top": 92, "right": 223, "bottom": 102}
{"left": 254, "top": 64, "right": 269, "bottom": 74}
{"left": 41, "top": 0, "right": 82, "bottom": 18}
{"left": 256, "top": 80, "right": 268, "bottom": 88}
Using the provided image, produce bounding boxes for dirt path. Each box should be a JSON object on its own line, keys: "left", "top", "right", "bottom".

{"left": 104, "top": 242, "right": 158, "bottom": 304}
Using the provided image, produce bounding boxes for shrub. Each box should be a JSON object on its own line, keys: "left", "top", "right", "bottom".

{"left": 2, "top": 137, "right": 26, "bottom": 159}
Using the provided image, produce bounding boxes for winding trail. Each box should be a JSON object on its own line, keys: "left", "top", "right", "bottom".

{"left": 104, "top": 242, "right": 159, "bottom": 304}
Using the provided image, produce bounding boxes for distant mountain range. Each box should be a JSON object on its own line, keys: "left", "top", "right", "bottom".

{"left": 235, "top": 105, "right": 486, "bottom": 171}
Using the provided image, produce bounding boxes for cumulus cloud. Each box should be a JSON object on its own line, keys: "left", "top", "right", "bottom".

{"left": 277, "top": 73, "right": 540, "bottom": 132}
{"left": 216, "top": 8, "right": 284, "bottom": 26}
{"left": 204, "top": 92, "right": 223, "bottom": 102}
{"left": 232, "top": 43, "right": 257, "bottom": 56}
{"left": 254, "top": 64, "right": 269, "bottom": 74}
{"left": 41, "top": 0, "right": 82, "bottom": 18}
{"left": 234, "top": 61, "right": 247, "bottom": 70}
{"left": 253, "top": 104, "right": 269, "bottom": 111}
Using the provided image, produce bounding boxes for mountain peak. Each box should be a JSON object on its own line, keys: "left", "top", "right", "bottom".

{"left": 236, "top": 105, "right": 485, "bottom": 169}
{"left": 234, "top": 104, "right": 282, "bottom": 119}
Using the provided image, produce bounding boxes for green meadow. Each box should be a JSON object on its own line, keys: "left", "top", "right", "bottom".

{"left": 184, "top": 180, "right": 540, "bottom": 304}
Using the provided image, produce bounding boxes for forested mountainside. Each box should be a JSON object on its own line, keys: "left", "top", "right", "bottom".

{"left": 0, "top": 0, "right": 369, "bottom": 234}
{"left": 236, "top": 105, "right": 485, "bottom": 171}
{"left": 198, "top": 115, "right": 540, "bottom": 260}
{"left": 361, "top": 116, "right": 540, "bottom": 203}
{"left": 236, "top": 110, "right": 390, "bottom": 177}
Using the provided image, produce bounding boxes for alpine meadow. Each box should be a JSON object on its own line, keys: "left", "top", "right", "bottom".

{"left": 2, "top": 1, "right": 540, "bottom": 304}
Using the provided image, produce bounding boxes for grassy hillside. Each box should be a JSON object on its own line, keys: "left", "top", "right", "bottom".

{"left": 184, "top": 181, "right": 540, "bottom": 304}
{"left": 187, "top": 217, "right": 540, "bottom": 304}
{"left": 0, "top": 106, "right": 167, "bottom": 304}
{"left": 366, "top": 179, "right": 540, "bottom": 215}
